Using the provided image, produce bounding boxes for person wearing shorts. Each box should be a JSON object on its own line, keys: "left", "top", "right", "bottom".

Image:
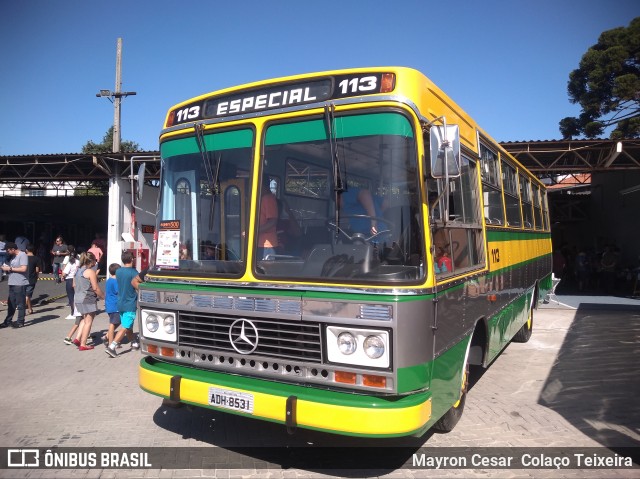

{"left": 102, "top": 263, "right": 121, "bottom": 347}
{"left": 106, "top": 251, "right": 139, "bottom": 357}
{"left": 68, "top": 252, "right": 104, "bottom": 350}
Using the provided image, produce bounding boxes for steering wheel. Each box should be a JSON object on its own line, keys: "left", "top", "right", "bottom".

{"left": 326, "top": 215, "right": 393, "bottom": 243}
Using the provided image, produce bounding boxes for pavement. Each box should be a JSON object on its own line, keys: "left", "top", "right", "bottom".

{"left": 0, "top": 275, "right": 638, "bottom": 478}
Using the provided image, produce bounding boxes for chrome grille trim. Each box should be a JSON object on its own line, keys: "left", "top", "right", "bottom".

{"left": 213, "top": 296, "right": 234, "bottom": 309}
{"left": 278, "top": 301, "right": 301, "bottom": 315}
{"left": 191, "top": 294, "right": 301, "bottom": 316}
{"left": 140, "top": 291, "right": 158, "bottom": 303}
{"left": 178, "top": 312, "right": 322, "bottom": 362}
{"left": 359, "top": 304, "right": 393, "bottom": 320}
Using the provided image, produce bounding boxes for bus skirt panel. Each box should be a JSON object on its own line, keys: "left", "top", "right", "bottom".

{"left": 139, "top": 356, "right": 432, "bottom": 438}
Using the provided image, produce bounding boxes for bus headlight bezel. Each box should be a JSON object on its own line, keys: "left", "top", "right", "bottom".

{"left": 326, "top": 326, "right": 390, "bottom": 368}
{"left": 140, "top": 309, "right": 177, "bottom": 343}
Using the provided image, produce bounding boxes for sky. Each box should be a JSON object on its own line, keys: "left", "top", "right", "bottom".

{"left": 0, "top": 0, "right": 638, "bottom": 156}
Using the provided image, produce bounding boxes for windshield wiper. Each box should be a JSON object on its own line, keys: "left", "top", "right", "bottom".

{"left": 324, "top": 104, "right": 346, "bottom": 237}
{"left": 194, "top": 123, "right": 222, "bottom": 229}
{"left": 194, "top": 123, "right": 221, "bottom": 195}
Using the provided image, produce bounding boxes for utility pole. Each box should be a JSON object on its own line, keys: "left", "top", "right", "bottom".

{"left": 113, "top": 38, "right": 123, "bottom": 153}
{"left": 96, "top": 38, "right": 136, "bottom": 153}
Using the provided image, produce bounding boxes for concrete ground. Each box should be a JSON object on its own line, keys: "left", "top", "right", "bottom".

{"left": 0, "top": 275, "right": 638, "bottom": 478}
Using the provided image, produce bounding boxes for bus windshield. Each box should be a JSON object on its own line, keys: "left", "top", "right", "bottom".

{"left": 157, "top": 128, "right": 253, "bottom": 276}
{"left": 257, "top": 111, "right": 425, "bottom": 284}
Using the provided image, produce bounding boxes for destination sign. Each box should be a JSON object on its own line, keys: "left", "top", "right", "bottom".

{"left": 166, "top": 72, "right": 394, "bottom": 127}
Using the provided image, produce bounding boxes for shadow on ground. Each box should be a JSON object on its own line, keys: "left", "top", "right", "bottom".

{"left": 151, "top": 399, "right": 436, "bottom": 475}
{"left": 538, "top": 303, "right": 640, "bottom": 453}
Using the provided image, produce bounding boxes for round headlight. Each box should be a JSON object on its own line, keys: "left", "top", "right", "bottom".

{"left": 364, "top": 335, "right": 385, "bottom": 359}
{"left": 163, "top": 316, "right": 175, "bottom": 334}
{"left": 145, "top": 314, "right": 159, "bottom": 333}
{"left": 337, "top": 332, "right": 357, "bottom": 355}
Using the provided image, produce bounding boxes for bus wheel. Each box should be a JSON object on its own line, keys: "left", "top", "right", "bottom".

{"left": 433, "top": 355, "right": 469, "bottom": 432}
{"left": 513, "top": 307, "right": 533, "bottom": 343}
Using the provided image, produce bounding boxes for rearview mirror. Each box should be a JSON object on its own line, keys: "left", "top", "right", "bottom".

{"left": 136, "top": 162, "right": 146, "bottom": 201}
{"left": 430, "top": 125, "right": 461, "bottom": 178}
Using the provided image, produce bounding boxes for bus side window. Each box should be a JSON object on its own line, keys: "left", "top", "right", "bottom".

{"left": 432, "top": 155, "right": 485, "bottom": 278}
{"left": 480, "top": 143, "right": 504, "bottom": 226}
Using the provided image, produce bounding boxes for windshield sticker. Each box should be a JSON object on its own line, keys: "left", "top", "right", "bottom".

{"left": 157, "top": 220, "right": 181, "bottom": 270}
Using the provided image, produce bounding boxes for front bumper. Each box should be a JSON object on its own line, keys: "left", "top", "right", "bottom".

{"left": 140, "top": 357, "right": 431, "bottom": 438}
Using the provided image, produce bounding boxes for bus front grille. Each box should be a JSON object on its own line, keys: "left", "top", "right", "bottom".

{"left": 178, "top": 312, "right": 322, "bottom": 363}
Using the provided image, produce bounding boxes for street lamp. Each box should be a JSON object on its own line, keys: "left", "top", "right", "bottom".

{"left": 96, "top": 38, "right": 136, "bottom": 153}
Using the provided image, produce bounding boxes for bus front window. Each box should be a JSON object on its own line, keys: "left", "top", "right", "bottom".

{"left": 256, "top": 111, "right": 424, "bottom": 284}
{"left": 157, "top": 128, "right": 253, "bottom": 275}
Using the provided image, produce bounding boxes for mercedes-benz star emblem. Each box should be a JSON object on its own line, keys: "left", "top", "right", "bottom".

{"left": 229, "top": 319, "right": 259, "bottom": 354}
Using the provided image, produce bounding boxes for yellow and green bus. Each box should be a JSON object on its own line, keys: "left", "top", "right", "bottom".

{"left": 138, "top": 66, "right": 552, "bottom": 437}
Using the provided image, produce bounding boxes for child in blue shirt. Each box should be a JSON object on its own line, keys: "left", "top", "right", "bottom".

{"left": 106, "top": 251, "right": 139, "bottom": 357}
{"left": 103, "top": 263, "right": 121, "bottom": 347}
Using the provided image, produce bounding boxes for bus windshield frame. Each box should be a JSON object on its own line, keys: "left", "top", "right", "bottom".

{"left": 154, "top": 109, "right": 425, "bottom": 285}
{"left": 255, "top": 109, "right": 425, "bottom": 285}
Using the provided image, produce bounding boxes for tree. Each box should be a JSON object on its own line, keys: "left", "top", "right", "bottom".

{"left": 560, "top": 17, "right": 640, "bottom": 139}
{"left": 82, "top": 126, "right": 140, "bottom": 154}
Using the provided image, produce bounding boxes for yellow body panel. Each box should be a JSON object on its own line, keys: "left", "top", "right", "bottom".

{"left": 488, "top": 236, "right": 552, "bottom": 271}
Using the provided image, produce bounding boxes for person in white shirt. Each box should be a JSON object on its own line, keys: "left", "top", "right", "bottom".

{"left": 61, "top": 245, "right": 81, "bottom": 320}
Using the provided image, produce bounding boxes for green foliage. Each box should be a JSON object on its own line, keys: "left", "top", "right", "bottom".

{"left": 82, "top": 126, "right": 140, "bottom": 154}
{"left": 560, "top": 17, "right": 640, "bottom": 139}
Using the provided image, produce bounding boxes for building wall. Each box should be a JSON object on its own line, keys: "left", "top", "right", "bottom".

{"left": 590, "top": 170, "right": 640, "bottom": 269}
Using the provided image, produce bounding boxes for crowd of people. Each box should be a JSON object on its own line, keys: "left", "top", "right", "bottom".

{"left": 553, "top": 242, "right": 638, "bottom": 295}
{"left": 0, "top": 234, "right": 145, "bottom": 356}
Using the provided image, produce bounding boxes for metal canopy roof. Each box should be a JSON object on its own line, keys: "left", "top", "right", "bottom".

{"left": 500, "top": 138, "right": 640, "bottom": 181}
{"left": 0, "top": 139, "right": 639, "bottom": 187}
{"left": 0, "top": 152, "right": 160, "bottom": 191}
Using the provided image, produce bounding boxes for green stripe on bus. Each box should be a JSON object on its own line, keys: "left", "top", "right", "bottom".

{"left": 161, "top": 129, "right": 254, "bottom": 156}
{"left": 486, "top": 229, "right": 551, "bottom": 241}
{"left": 265, "top": 112, "right": 413, "bottom": 146}
{"left": 143, "top": 282, "right": 433, "bottom": 303}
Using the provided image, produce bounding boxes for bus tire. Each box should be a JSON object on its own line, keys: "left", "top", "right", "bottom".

{"left": 433, "top": 355, "right": 469, "bottom": 433}
{"left": 513, "top": 307, "right": 533, "bottom": 343}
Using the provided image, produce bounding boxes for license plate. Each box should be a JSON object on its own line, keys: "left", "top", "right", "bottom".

{"left": 208, "top": 387, "right": 254, "bottom": 414}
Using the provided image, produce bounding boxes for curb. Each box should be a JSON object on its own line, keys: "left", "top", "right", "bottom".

{"left": 38, "top": 294, "right": 68, "bottom": 305}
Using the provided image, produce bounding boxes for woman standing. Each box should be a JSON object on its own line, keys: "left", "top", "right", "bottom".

{"left": 73, "top": 252, "right": 104, "bottom": 351}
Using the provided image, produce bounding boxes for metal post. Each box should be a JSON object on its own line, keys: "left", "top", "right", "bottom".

{"left": 113, "top": 38, "right": 122, "bottom": 153}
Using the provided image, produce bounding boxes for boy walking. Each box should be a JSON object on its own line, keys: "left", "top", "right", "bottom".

{"left": 105, "top": 252, "right": 139, "bottom": 357}
{"left": 103, "top": 263, "right": 121, "bottom": 347}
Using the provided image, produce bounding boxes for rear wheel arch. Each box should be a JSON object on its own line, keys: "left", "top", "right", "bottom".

{"left": 468, "top": 318, "right": 488, "bottom": 367}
